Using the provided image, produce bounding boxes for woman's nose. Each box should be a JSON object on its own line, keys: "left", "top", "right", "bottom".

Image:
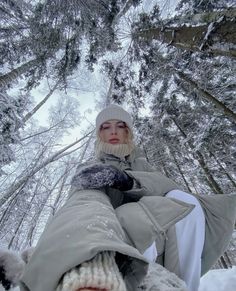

{"left": 111, "top": 125, "right": 117, "bottom": 135}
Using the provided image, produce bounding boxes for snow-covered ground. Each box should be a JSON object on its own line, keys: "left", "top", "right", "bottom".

{"left": 199, "top": 266, "right": 236, "bottom": 291}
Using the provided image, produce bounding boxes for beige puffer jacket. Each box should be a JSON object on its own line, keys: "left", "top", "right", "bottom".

{"left": 20, "top": 149, "right": 236, "bottom": 291}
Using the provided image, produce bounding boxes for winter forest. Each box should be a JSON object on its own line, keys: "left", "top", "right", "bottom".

{"left": 0, "top": 0, "right": 236, "bottom": 275}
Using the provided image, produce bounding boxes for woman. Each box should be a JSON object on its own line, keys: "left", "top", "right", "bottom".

{"left": 19, "top": 104, "right": 236, "bottom": 291}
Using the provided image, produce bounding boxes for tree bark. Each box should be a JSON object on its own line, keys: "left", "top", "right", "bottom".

{"left": 24, "top": 174, "right": 64, "bottom": 248}
{"left": 8, "top": 188, "right": 37, "bottom": 249}
{"left": 0, "top": 57, "right": 43, "bottom": 88}
{"left": 195, "top": 150, "right": 224, "bottom": 194}
{"left": 133, "top": 15, "right": 236, "bottom": 58}
{"left": 171, "top": 150, "right": 192, "bottom": 193}
{"left": 171, "top": 117, "right": 224, "bottom": 194}
{"left": 210, "top": 151, "right": 236, "bottom": 188}
{"left": 189, "top": 177, "right": 201, "bottom": 196}
{"left": 50, "top": 169, "right": 70, "bottom": 217}
{"left": 0, "top": 182, "right": 28, "bottom": 229}
{"left": 43, "top": 139, "right": 92, "bottom": 229}
{"left": 44, "top": 163, "right": 73, "bottom": 229}
{"left": 175, "top": 70, "right": 236, "bottom": 123}
{"left": 22, "top": 80, "right": 60, "bottom": 123}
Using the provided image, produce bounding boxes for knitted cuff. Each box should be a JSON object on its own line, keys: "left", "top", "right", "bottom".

{"left": 56, "top": 252, "right": 127, "bottom": 291}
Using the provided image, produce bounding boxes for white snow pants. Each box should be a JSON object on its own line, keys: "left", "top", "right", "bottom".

{"left": 142, "top": 190, "right": 205, "bottom": 291}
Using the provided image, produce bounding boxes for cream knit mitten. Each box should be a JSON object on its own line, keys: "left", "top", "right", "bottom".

{"left": 56, "top": 252, "right": 127, "bottom": 291}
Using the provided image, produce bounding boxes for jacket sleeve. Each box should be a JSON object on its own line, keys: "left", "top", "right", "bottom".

{"left": 124, "top": 158, "right": 183, "bottom": 198}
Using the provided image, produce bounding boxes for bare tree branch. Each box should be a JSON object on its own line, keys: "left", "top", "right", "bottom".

{"left": 0, "top": 130, "right": 94, "bottom": 206}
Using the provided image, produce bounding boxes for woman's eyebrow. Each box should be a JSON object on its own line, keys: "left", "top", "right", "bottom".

{"left": 102, "top": 122, "right": 112, "bottom": 125}
{"left": 101, "top": 121, "right": 125, "bottom": 127}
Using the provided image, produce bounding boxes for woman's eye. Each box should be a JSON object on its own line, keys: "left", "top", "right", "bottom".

{"left": 101, "top": 126, "right": 110, "bottom": 130}
{"left": 117, "top": 122, "right": 126, "bottom": 128}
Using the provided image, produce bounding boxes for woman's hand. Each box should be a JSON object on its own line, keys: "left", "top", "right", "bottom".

{"left": 71, "top": 164, "right": 133, "bottom": 191}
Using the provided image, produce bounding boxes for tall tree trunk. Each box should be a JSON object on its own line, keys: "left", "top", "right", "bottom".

{"left": 219, "top": 255, "right": 228, "bottom": 269}
{"left": 8, "top": 187, "right": 37, "bottom": 249}
{"left": 0, "top": 57, "right": 43, "bottom": 88}
{"left": 133, "top": 10, "right": 236, "bottom": 58}
{"left": 218, "top": 251, "right": 233, "bottom": 269}
{"left": 24, "top": 175, "right": 64, "bottom": 248}
{"left": 43, "top": 143, "right": 91, "bottom": 229}
{"left": 45, "top": 164, "right": 73, "bottom": 225}
{"left": 0, "top": 195, "right": 17, "bottom": 229}
{"left": 189, "top": 177, "right": 201, "bottom": 196}
{"left": 0, "top": 182, "right": 28, "bottom": 228}
{"left": 175, "top": 70, "right": 236, "bottom": 123}
{"left": 210, "top": 151, "right": 236, "bottom": 188}
{"left": 22, "top": 80, "right": 60, "bottom": 123}
{"left": 170, "top": 149, "right": 192, "bottom": 193}
{"left": 195, "top": 151, "right": 224, "bottom": 194}
{"left": 49, "top": 177, "right": 67, "bottom": 219}
{"left": 223, "top": 251, "right": 232, "bottom": 268}
{"left": 171, "top": 117, "right": 224, "bottom": 194}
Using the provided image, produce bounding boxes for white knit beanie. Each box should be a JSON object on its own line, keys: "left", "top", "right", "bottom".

{"left": 56, "top": 252, "right": 127, "bottom": 291}
{"left": 96, "top": 105, "right": 133, "bottom": 134}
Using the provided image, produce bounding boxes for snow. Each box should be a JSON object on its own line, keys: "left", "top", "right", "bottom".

{"left": 71, "top": 163, "right": 117, "bottom": 189}
{"left": 142, "top": 264, "right": 236, "bottom": 291}
{"left": 139, "top": 263, "right": 188, "bottom": 290}
{"left": 199, "top": 267, "right": 236, "bottom": 291}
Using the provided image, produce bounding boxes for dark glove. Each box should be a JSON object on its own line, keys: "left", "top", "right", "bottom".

{"left": 0, "top": 266, "right": 11, "bottom": 290}
{"left": 0, "top": 249, "right": 25, "bottom": 290}
{"left": 71, "top": 164, "right": 133, "bottom": 191}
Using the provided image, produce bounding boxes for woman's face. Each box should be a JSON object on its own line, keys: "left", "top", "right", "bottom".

{"left": 99, "top": 119, "right": 129, "bottom": 144}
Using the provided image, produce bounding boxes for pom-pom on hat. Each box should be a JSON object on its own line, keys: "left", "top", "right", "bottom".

{"left": 96, "top": 104, "right": 133, "bottom": 133}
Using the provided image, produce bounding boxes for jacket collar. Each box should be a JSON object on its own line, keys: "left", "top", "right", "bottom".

{"left": 98, "top": 147, "right": 145, "bottom": 164}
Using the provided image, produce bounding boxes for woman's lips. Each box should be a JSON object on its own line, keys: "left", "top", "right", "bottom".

{"left": 109, "top": 138, "right": 120, "bottom": 144}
